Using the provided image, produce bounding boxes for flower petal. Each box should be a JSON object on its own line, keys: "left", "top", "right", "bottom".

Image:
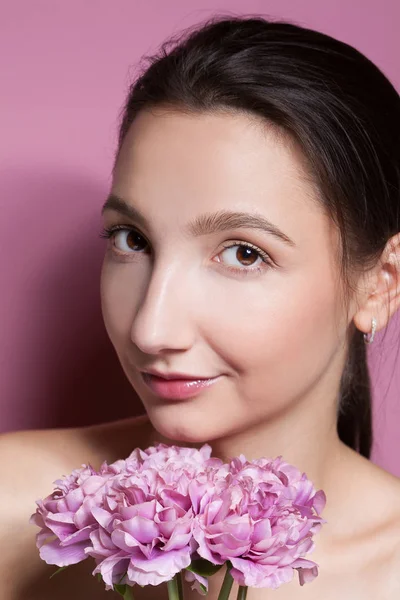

{"left": 39, "top": 539, "right": 88, "bottom": 567}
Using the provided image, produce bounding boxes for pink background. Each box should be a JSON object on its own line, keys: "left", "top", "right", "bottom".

{"left": 1, "top": 1, "right": 399, "bottom": 475}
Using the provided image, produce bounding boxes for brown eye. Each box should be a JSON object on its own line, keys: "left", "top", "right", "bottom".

{"left": 114, "top": 229, "right": 148, "bottom": 253}
{"left": 219, "top": 244, "right": 264, "bottom": 268}
{"left": 235, "top": 246, "right": 260, "bottom": 266}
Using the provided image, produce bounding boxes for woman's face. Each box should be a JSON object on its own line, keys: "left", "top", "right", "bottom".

{"left": 100, "top": 108, "right": 348, "bottom": 443}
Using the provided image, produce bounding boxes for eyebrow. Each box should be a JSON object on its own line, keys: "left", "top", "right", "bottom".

{"left": 101, "top": 193, "right": 295, "bottom": 247}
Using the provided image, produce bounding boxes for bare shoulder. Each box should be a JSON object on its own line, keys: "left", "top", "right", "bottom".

{"left": 0, "top": 427, "right": 86, "bottom": 514}
{"left": 350, "top": 452, "right": 400, "bottom": 597}
{"left": 380, "top": 469, "right": 400, "bottom": 596}
{"left": 350, "top": 449, "right": 400, "bottom": 544}
{"left": 0, "top": 415, "right": 150, "bottom": 600}
{"left": 378, "top": 471, "right": 400, "bottom": 598}
{"left": 0, "top": 413, "right": 151, "bottom": 513}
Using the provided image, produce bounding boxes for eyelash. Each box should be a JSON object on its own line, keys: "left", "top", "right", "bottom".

{"left": 99, "top": 225, "right": 274, "bottom": 276}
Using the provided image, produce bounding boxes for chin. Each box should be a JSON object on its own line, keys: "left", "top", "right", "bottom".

{"left": 145, "top": 404, "right": 227, "bottom": 445}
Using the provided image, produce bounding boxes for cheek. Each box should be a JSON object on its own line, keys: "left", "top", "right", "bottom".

{"left": 100, "top": 260, "right": 142, "bottom": 345}
{"left": 205, "top": 270, "right": 342, "bottom": 406}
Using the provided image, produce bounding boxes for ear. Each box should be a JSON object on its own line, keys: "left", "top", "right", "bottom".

{"left": 353, "top": 232, "right": 400, "bottom": 337}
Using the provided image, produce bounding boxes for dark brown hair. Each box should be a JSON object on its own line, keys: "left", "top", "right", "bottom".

{"left": 113, "top": 15, "right": 400, "bottom": 459}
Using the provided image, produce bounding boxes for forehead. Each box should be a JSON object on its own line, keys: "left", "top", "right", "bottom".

{"left": 114, "top": 107, "right": 316, "bottom": 196}
{"left": 112, "top": 108, "right": 332, "bottom": 248}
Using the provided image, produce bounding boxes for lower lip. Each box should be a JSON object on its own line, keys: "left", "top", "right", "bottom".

{"left": 141, "top": 373, "right": 220, "bottom": 400}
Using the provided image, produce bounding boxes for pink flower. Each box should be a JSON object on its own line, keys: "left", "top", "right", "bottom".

{"left": 29, "top": 464, "right": 114, "bottom": 567}
{"left": 138, "top": 443, "right": 214, "bottom": 471}
{"left": 30, "top": 444, "right": 327, "bottom": 595}
{"left": 86, "top": 469, "right": 195, "bottom": 587}
{"left": 193, "top": 455, "right": 326, "bottom": 589}
{"left": 29, "top": 443, "right": 218, "bottom": 579}
{"left": 86, "top": 446, "right": 226, "bottom": 589}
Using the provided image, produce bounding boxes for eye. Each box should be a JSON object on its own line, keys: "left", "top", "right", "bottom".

{"left": 100, "top": 226, "right": 274, "bottom": 275}
{"left": 216, "top": 242, "right": 273, "bottom": 275}
{"left": 100, "top": 226, "right": 149, "bottom": 253}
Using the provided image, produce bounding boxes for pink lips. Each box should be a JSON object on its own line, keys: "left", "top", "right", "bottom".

{"left": 141, "top": 373, "right": 220, "bottom": 400}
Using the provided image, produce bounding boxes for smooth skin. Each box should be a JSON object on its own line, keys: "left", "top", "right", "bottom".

{"left": 1, "top": 108, "right": 400, "bottom": 599}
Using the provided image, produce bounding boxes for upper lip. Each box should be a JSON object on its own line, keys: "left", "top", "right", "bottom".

{"left": 141, "top": 368, "right": 215, "bottom": 381}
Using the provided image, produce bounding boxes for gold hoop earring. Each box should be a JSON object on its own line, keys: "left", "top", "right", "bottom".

{"left": 364, "top": 316, "right": 377, "bottom": 344}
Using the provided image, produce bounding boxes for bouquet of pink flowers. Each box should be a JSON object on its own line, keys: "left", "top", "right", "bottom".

{"left": 30, "top": 444, "right": 326, "bottom": 599}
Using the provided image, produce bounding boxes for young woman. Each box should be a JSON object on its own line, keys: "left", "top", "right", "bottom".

{"left": 1, "top": 15, "right": 400, "bottom": 600}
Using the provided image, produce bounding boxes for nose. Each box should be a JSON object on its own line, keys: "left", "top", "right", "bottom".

{"left": 130, "top": 263, "right": 196, "bottom": 355}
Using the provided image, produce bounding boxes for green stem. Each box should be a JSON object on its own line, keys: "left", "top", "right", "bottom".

{"left": 236, "top": 586, "right": 248, "bottom": 600}
{"left": 217, "top": 567, "right": 234, "bottom": 600}
{"left": 123, "top": 587, "right": 134, "bottom": 600}
{"left": 177, "top": 570, "right": 184, "bottom": 600}
{"left": 167, "top": 574, "right": 182, "bottom": 600}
